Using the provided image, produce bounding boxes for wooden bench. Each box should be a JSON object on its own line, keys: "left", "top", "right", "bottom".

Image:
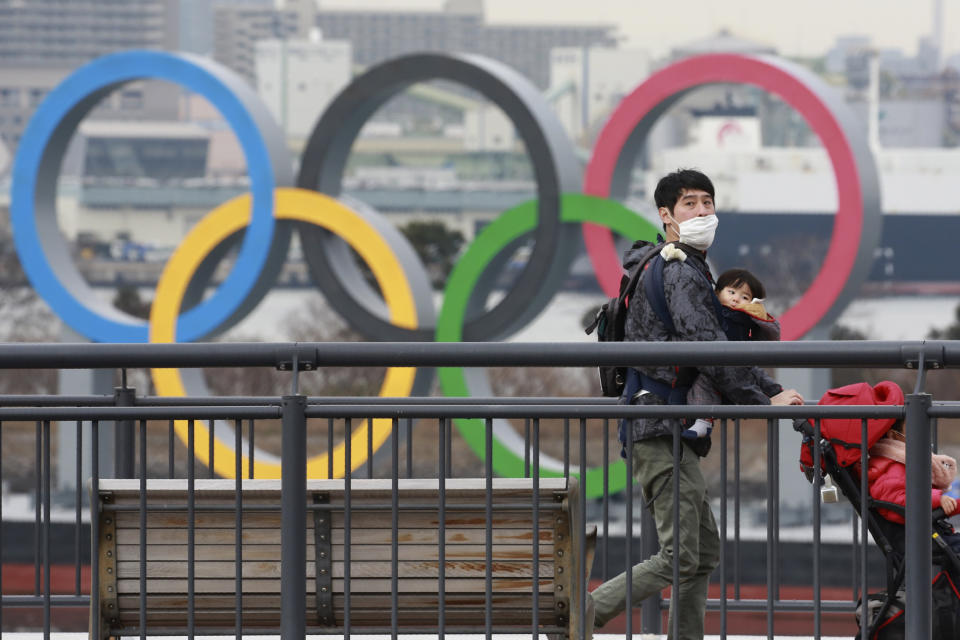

{"left": 93, "top": 477, "right": 596, "bottom": 638}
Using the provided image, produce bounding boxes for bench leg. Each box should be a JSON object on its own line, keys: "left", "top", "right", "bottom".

{"left": 566, "top": 525, "right": 597, "bottom": 639}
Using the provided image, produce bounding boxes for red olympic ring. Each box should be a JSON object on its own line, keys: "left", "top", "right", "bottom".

{"left": 583, "top": 53, "right": 871, "bottom": 341}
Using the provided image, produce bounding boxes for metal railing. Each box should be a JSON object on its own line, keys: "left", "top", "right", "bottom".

{"left": 0, "top": 339, "right": 957, "bottom": 639}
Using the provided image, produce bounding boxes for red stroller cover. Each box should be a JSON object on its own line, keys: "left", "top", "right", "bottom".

{"left": 799, "top": 381, "right": 905, "bottom": 469}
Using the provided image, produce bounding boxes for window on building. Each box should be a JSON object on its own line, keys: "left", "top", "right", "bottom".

{"left": 120, "top": 89, "right": 144, "bottom": 110}
{"left": 29, "top": 88, "right": 47, "bottom": 107}
{"left": 0, "top": 88, "right": 20, "bottom": 108}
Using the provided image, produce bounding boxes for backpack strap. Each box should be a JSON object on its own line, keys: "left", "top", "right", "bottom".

{"left": 643, "top": 252, "right": 677, "bottom": 334}
{"left": 584, "top": 246, "right": 654, "bottom": 337}
{"left": 642, "top": 246, "right": 726, "bottom": 338}
{"left": 636, "top": 370, "right": 692, "bottom": 405}
{"left": 620, "top": 255, "right": 647, "bottom": 308}
{"left": 632, "top": 245, "right": 729, "bottom": 407}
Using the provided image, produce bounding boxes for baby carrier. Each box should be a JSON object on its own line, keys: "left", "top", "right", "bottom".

{"left": 796, "top": 382, "right": 960, "bottom": 639}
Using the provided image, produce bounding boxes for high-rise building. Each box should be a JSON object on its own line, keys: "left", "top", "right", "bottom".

{"left": 313, "top": 2, "right": 483, "bottom": 72}
{"left": 179, "top": 0, "right": 274, "bottom": 56}
{"left": 472, "top": 24, "right": 618, "bottom": 89}
{"left": 214, "top": 0, "right": 615, "bottom": 90}
{"left": 0, "top": 0, "right": 178, "bottom": 68}
{"left": 255, "top": 35, "right": 352, "bottom": 140}
{"left": 0, "top": 0, "right": 180, "bottom": 149}
{"left": 213, "top": 2, "right": 313, "bottom": 86}
{"left": 549, "top": 46, "right": 651, "bottom": 141}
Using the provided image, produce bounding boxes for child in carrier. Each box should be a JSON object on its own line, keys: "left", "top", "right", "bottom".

{"left": 683, "top": 267, "right": 780, "bottom": 439}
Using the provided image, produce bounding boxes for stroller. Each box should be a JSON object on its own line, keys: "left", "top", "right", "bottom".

{"left": 795, "top": 382, "right": 960, "bottom": 640}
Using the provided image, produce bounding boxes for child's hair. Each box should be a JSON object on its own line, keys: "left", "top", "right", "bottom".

{"left": 715, "top": 268, "right": 766, "bottom": 300}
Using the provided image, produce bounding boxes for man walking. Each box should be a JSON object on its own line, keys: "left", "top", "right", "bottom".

{"left": 588, "top": 169, "right": 802, "bottom": 639}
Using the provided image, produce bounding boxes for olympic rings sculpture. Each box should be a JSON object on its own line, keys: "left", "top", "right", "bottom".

{"left": 11, "top": 49, "right": 880, "bottom": 497}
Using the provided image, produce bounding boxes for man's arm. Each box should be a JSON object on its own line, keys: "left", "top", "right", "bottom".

{"left": 752, "top": 366, "right": 783, "bottom": 397}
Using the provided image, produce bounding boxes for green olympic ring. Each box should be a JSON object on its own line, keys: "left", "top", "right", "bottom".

{"left": 436, "top": 193, "right": 661, "bottom": 498}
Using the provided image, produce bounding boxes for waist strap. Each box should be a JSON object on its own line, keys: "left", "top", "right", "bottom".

{"left": 624, "top": 368, "right": 690, "bottom": 405}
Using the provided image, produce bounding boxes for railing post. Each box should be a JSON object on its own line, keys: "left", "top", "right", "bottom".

{"left": 639, "top": 506, "right": 662, "bottom": 633}
{"left": 113, "top": 385, "right": 135, "bottom": 478}
{"left": 281, "top": 395, "right": 307, "bottom": 640}
{"left": 904, "top": 392, "right": 933, "bottom": 639}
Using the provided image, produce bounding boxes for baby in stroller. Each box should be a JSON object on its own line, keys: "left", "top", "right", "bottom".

{"left": 797, "top": 381, "right": 960, "bottom": 638}
{"left": 865, "top": 418, "right": 960, "bottom": 535}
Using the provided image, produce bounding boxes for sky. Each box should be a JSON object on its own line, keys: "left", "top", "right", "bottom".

{"left": 318, "top": 0, "right": 958, "bottom": 60}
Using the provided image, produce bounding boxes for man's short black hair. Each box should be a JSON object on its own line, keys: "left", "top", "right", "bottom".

{"left": 654, "top": 169, "right": 716, "bottom": 212}
{"left": 715, "top": 268, "right": 766, "bottom": 300}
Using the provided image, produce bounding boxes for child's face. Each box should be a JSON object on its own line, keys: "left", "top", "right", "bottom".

{"left": 718, "top": 282, "right": 753, "bottom": 308}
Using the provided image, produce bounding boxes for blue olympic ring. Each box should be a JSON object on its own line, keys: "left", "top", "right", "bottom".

{"left": 11, "top": 50, "right": 288, "bottom": 343}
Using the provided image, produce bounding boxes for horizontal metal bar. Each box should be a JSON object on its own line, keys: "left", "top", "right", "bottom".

{"left": 137, "top": 395, "right": 619, "bottom": 407}
{"left": 307, "top": 396, "right": 620, "bottom": 406}
{"left": 0, "top": 340, "right": 955, "bottom": 369}
{"left": 304, "top": 404, "right": 903, "bottom": 420}
{"left": 1, "top": 595, "right": 90, "bottom": 606}
{"left": 0, "top": 342, "right": 298, "bottom": 369}
{"left": 138, "top": 396, "right": 283, "bottom": 406}
{"left": 101, "top": 501, "right": 564, "bottom": 512}
{"left": 0, "top": 395, "right": 114, "bottom": 407}
{"left": 0, "top": 406, "right": 280, "bottom": 421}
{"left": 704, "top": 599, "right": 857, "bottom": 613}
{"left": 306, "top": 340, "right": 957, "bottom": 368}
{"left": 929, "top": 403, "right": 960, "bottom": 417}
{"left": 118, "top": 625, "right": 567, "bottom": 635}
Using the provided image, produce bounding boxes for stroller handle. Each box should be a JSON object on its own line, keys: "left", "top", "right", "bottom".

{"left": 793, "top": 418, "right": 814, "bottom": 437}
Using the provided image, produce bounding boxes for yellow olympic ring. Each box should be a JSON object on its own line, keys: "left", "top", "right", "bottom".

{"left": 149, "top": 187, "right": 418, "bottom": 479}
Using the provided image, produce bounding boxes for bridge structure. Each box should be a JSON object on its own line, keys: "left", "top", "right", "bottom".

{"left": 0, "top": 340, "right": 957, "bottom": 639}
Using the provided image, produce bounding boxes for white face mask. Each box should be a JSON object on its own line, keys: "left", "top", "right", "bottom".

{"left": 675, "top": 215, "right": 718, "bottom": 251}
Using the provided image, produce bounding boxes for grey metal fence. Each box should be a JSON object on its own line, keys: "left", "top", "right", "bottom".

{"left": 0, "top": 340, "right": 957, "bottom": 639}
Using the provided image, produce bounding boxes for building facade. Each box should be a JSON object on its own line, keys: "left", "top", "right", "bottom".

{"left": 213, "top": 3, "right": 310, "bottom": 86}
{"left": 212, "top": 0, "right": 615, "bottom": 90}
{"left": 0, "top": 0, "right": 179, "bottom": 149}
{"left": 255, "top": 36, "right": 353, "bottom": 141}
{"left": 549, "top": 46, "right": 651, "bottom": 141}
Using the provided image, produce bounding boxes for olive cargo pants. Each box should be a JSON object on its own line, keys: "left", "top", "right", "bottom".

{"left": 591, "top": 436, "right": 721, "bottom": 639}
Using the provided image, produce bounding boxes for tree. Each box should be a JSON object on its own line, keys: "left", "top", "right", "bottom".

{"left": 929, "top": 302, "right": 960, "bottom": 340}
{"left": 204, "top": 294, "right": 385, "bottom": 398}
{"left": 830, "top": 323, "right": 869, "bottom": 341}
{"left": 113, "top": 284, "right": 151, "bottom": 319}
{"left": 829, "top": 323, "right": 870, "bottom": 388}
{"left": 399, "top": 220, "right": 465, "bottom": 289}
{"left": 0, "top": 207, "right": 58, "bottom": 393}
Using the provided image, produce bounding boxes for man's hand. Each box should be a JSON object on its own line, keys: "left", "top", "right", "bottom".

{"left": 943, "top": 495, "right": 957, "bottom": 516}
{"left": 771, "top": 389, "right": 804, "bottom": 406}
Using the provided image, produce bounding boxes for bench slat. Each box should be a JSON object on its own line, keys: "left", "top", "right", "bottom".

{"left": 101, "top": 477, "right": 568, "bottom": 497}
{"left": 117, "top": 559, "right": 555, "bottom": 579}
{"left": 117, "top": 542, "right": 554, "bottom": 562}
{"left": 117, "top": 592, "right": 554, "bottom": 610}
{"left": 116, "top": 609, "right": 555, "bottom": 627}
{"left": 113, "top": 510, "right": 552, "bottom": 529}
{"left": 116, "top": 577, "right": 554, "bottom": 594}
{"left": 115, "top": 527, "right": 554, "bottom": 545}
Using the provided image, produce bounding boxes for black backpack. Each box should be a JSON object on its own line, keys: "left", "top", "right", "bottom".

{"left": 583, "top": 252, "right": 649, "bottom": 397}
{"left": 584, "top": 242, "right": 725, "bottom": 399}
